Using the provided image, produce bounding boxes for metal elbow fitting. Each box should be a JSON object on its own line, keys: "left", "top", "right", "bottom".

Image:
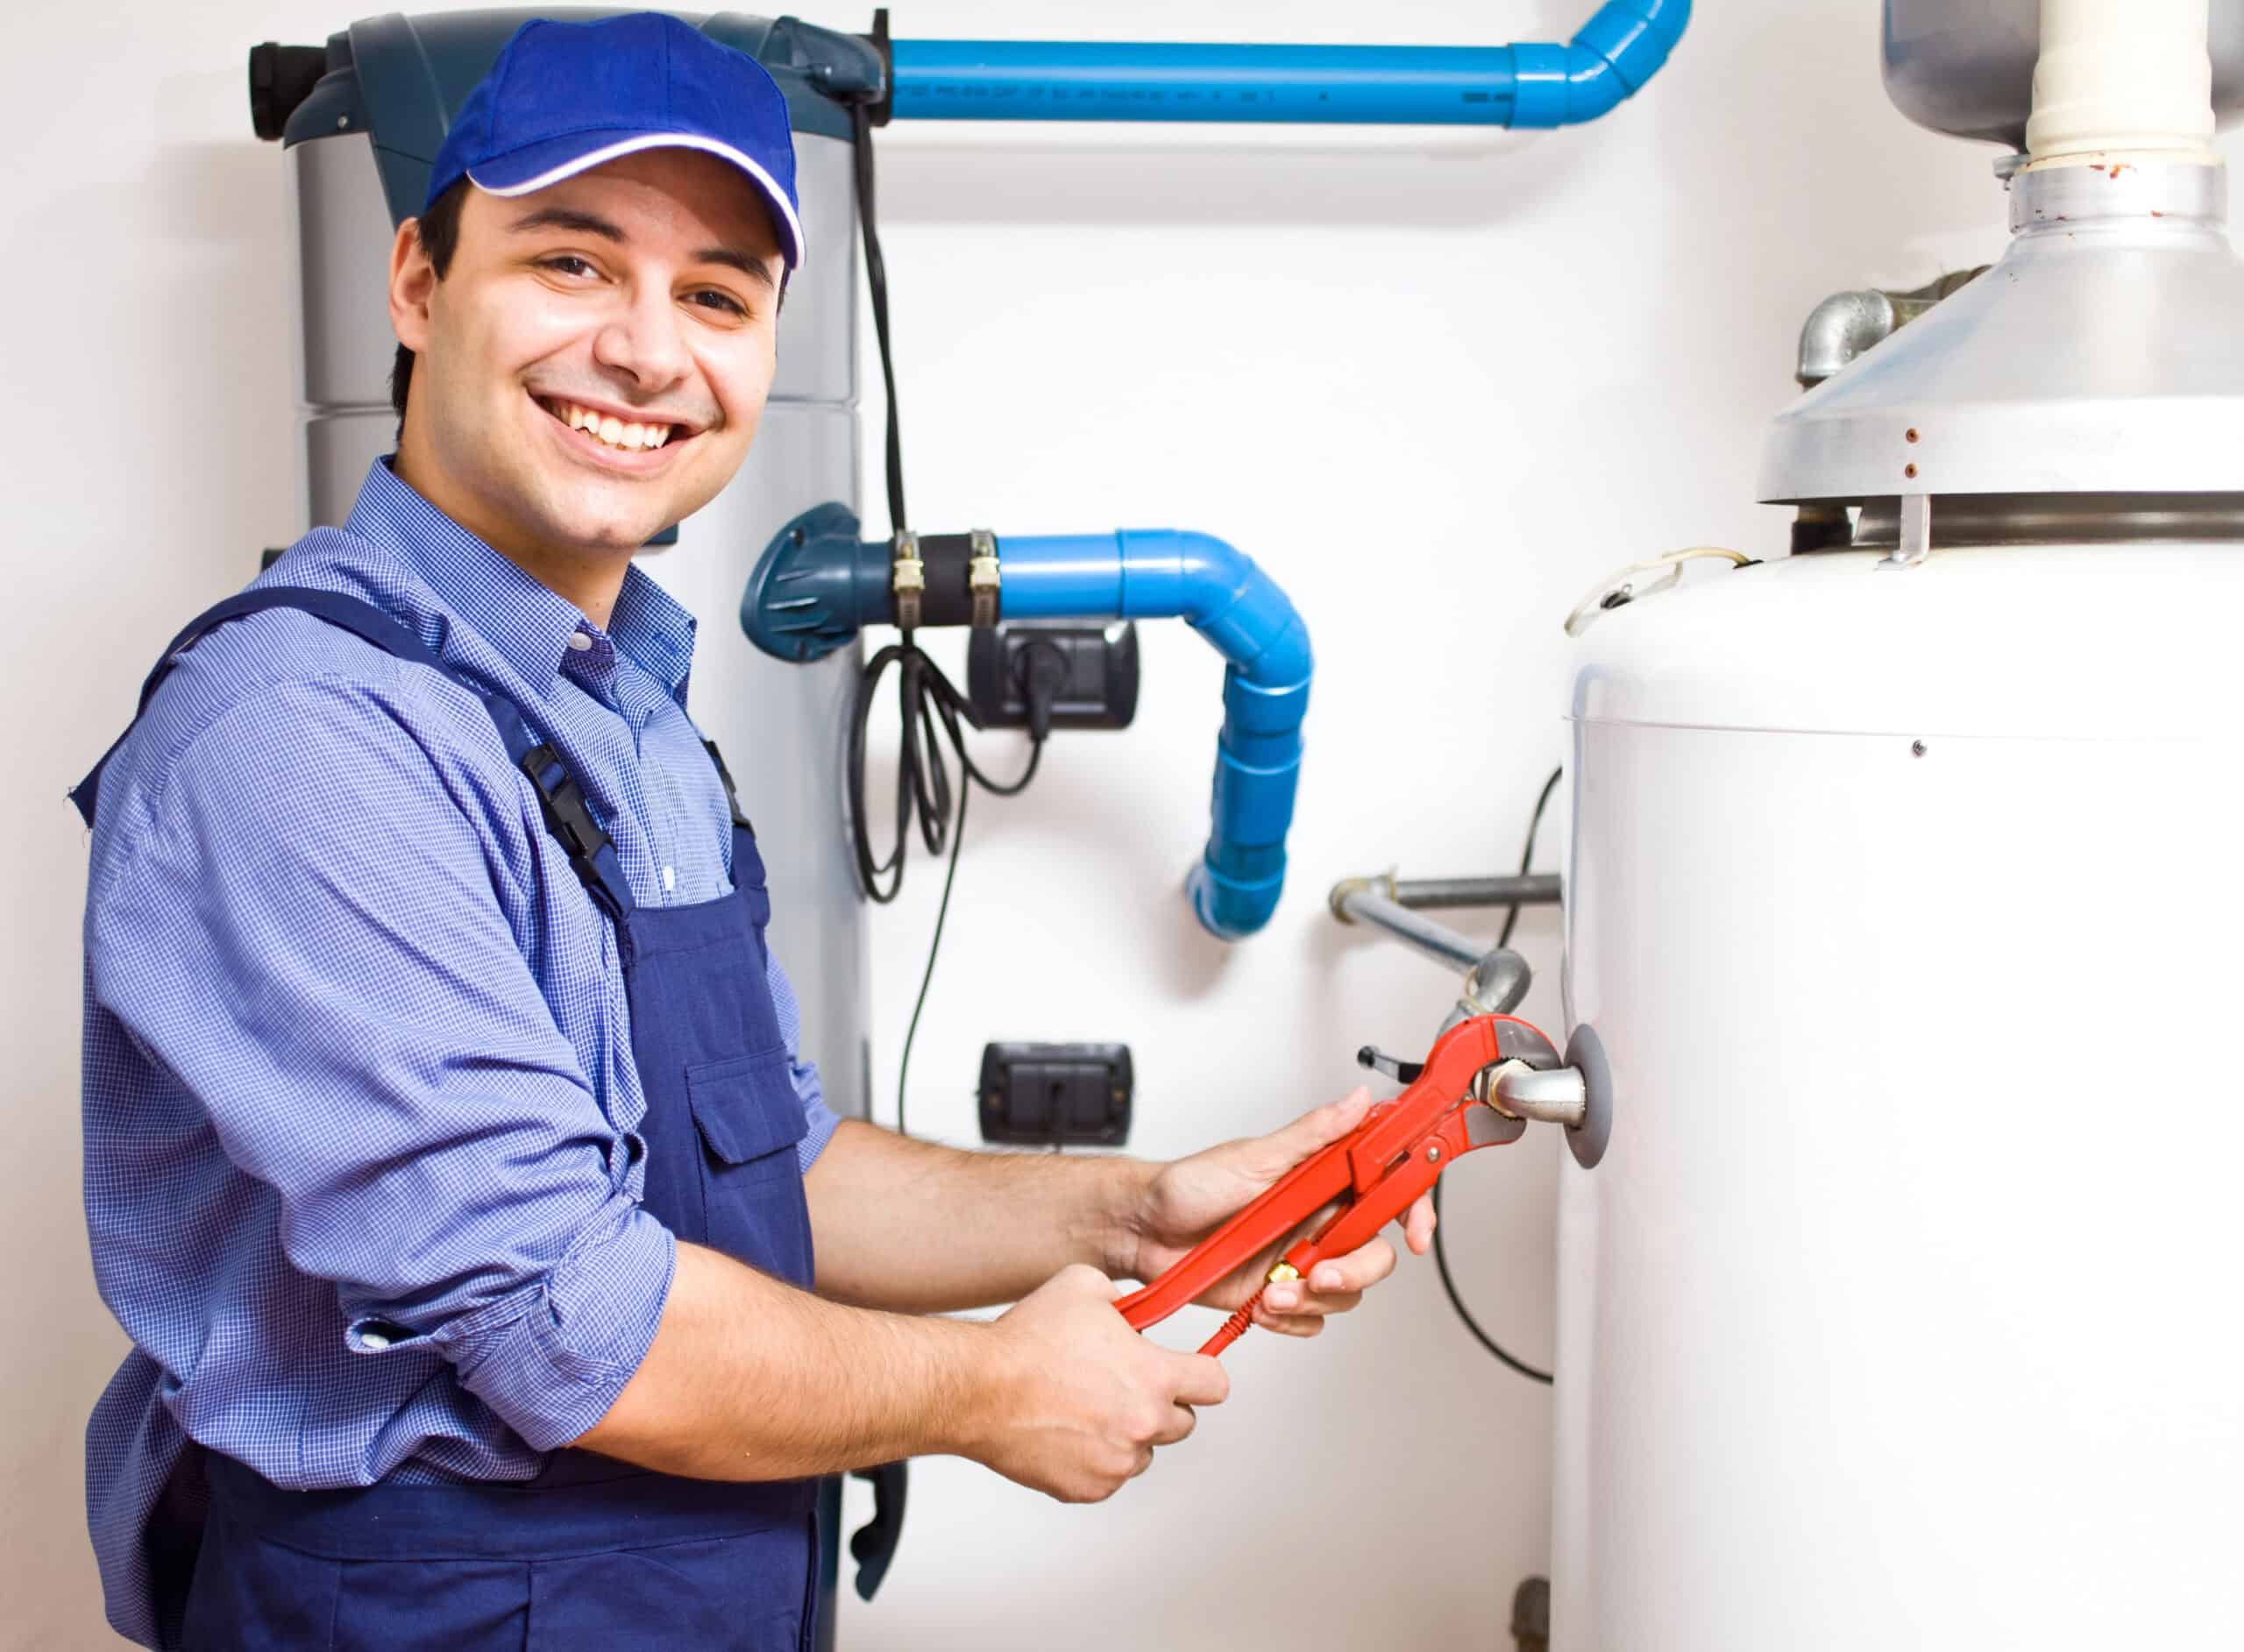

{"left": 1487, "top": 1060, "right": 1589, "bottom": 1127}
{"left": 1796, "top": 289, "right": 1900, "bottom": 388}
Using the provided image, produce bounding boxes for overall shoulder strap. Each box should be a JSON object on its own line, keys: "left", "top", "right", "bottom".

{"left": 70, "top": 588, "right": 432, "bottom": 827}
{"left": 72, "top": 586, "right": 636, "bottom": 918}
{"left": 699, "top": 738, "right": 756, "bottom": 837}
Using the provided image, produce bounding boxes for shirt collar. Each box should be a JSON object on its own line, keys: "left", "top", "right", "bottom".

{"left": 606, "top": 560, "right": 698, "bottom": 703}
{"left": 344, "top": 459, "right": 697, "bottom": 705}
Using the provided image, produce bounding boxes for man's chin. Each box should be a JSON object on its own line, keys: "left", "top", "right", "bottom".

{"left": 534, "top": 488, "right": 673, "bottom": 558}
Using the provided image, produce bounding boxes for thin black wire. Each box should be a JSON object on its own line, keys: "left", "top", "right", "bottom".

{"left": 1497, "top": 765, "right": 1564, "bottom": 950}
{"left": 870, "top": 674, "right": 1041, "bottom": 1138}
{"left": 1431, "top": 1179, "right": 1552, "bottom": 1385}
{"left": 852, "top": 101, "right": 906, "bottom": 535}
{"left": 895, "top": 783, "right": 968, "bottom": 1140}
{"left": 1429, "top": 763, "right": 1566, "bottom": 1385}
{"left": 848, "top": 96, "right": 1042, "bottom": 1135}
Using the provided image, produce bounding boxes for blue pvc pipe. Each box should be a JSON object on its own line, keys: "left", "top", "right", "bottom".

{"left": 740, "top": 512, "right": 1310, "bottom": 939}
{"left": 998, "top": 531, "right": 1311, "bottom": 941}
{"left": 888, "top": 0, "right": 1688, "bottom": 129}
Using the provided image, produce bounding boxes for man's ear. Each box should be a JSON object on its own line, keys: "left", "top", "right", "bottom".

{"left": 389, "top": 218, "right": 435, "bottom": 352}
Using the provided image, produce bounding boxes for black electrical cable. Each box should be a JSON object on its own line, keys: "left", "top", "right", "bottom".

{"left": 852, "top": 99, "right": 906, "bottom": 535}
{"left": 847, "top": 93, "right": 1047, "bottom": 1135}
{"left": 1431, "top": 1179, "right": 1552, "bottom": 1385}
{"left": 1429, "top": 763, "right": 1566, "bottom": 1385}
{"left": 893, "top": 782, "right": 968, "bottom": 1141}
{"left": 847, "top": 642, "right": 1042, "bottom": 906}
{"left": 1497, "top": 765, "right": 1564, "bottom": 951}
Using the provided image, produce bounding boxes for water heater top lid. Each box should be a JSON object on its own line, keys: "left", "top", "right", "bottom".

{"left": 1759, "top": 160, "right": 2244, "bottom": 504}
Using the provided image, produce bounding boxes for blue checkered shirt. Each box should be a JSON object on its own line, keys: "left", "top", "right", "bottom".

{"left": 79, "top": 457, "right": 840, "bottom": 1647}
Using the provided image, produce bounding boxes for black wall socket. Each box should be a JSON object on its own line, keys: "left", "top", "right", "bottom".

{"left": 978, "top": 1042, "right": 1133, "bottom": 1147}
{"left": 967, "top": 621, "right": 1139, "bottom": 731}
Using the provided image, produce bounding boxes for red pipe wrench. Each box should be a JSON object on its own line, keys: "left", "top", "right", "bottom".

{"left": 1114, "top": 1013, "right": 1558, "bottom": 1356}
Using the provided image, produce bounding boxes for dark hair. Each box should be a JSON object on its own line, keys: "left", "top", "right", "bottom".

{"left": 389, "top": 179, "right": 470, "bottom": 436}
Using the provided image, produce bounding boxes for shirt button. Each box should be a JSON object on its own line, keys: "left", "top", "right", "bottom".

{"left": 359, "top": 1330, "right": 391, "bottom": 1351}
{"left": 567, "top": 631, "right": 593, "bottom": 652}
{"left": 661, "top": 865, "right": 676, "bottom": 893}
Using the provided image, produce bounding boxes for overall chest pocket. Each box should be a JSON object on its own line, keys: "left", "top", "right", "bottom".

{"left": 683, "top": 1049, "right": 814, "bottom": 1287}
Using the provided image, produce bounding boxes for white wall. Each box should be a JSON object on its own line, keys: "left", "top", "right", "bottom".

{"left": 3, "top": 2, "right": 2016, "bottom": 1647}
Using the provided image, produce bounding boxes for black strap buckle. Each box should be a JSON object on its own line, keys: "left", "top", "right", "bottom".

{"left": 701, "top": 739, "right": 756, "bottom": 835}
{"left": 518, "top": 743, "right": 614, "bottom": 888}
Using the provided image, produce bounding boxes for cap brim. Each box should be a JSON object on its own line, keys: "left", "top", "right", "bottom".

{"left": 469, "top": 130, "right": 805, "bottom": 269}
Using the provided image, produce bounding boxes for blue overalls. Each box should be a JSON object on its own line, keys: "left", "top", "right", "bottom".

{"left": 77, "top": 588, "right": 821, "bottom": 1651}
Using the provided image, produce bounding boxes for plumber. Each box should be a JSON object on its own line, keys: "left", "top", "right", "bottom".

{"left": 73, "top": 16, "right": 1431, "bottom": 1650}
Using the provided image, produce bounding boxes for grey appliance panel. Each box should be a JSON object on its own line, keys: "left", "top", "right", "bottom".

{"left": 288, "top": 133, "right": 398, "bottom": 412}
{"left": 304, "top": 409, "right": 394, "bottom": 527}
{"left": 772, "top": 134, "right": 858, "bottom": 408}
{"left": 636, "top": 403, "right": 870, "bottom": 1123}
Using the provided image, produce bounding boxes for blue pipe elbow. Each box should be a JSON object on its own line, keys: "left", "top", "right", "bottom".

{"left": 1165, "top": 533, "right": 1312, "bottom": 941}
{"left": 1000, "top": 529, "right": 1311, "bottom": 940}
{"left": 1509, "top": 0, "right": 1689, "bottom": 128}
{"left": 741, "top": 512, "right": 1311, "bottom": 940}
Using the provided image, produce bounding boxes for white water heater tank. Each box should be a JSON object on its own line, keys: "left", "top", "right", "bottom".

{"left": 1552, "top": 4, "right": 2244, "bottom": 1643}
{"left": 1556, "top": 540, "right": 2244, "bottom": 1647}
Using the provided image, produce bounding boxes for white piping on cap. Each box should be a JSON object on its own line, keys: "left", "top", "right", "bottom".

{"left": 470, "top": 131, "right": 806, "bottom": 265}
{"left": 2026, "top": 0, "right": 2218, "bottom": 167}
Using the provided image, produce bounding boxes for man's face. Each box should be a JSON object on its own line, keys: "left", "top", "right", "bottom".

{"left": 387, "top": 147, "right": 785, "bottom": 570}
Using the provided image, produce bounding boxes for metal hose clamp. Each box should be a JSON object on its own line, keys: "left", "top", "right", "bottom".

{"left": 967, "top": 528, "right": 1000, "bottom": 627}
{"left": 891, "top": 530, "right": 924, "bottom": 630}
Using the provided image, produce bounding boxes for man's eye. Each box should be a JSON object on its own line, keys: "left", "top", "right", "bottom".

{"left": 540, "top": 256, "right": 596, "bottom": 279}
{"left": 688, "top": 289, "right": 748, "bottom": 318}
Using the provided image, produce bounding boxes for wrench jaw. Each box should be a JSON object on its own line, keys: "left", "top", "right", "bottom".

{"left": 1488, "top": 1018, "right": 1563, "bottom": 1071}
{"left": 1466, "top": 1095, "right": 1530, "bottom": 1147}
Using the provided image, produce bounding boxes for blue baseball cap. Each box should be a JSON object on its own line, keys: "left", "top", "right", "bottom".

{"left": 425, "top": 13, "right": 805, "bottom": 268}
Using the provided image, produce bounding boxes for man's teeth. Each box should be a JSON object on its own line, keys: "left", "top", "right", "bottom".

{"left": 558, "top": 402, "right": 674, "bottom": 450}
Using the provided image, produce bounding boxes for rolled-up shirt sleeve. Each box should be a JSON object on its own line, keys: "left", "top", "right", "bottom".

{"left": 763, "top": 949, "right": 842, "bottom": 1173}
{"left": 90, "top": 674, "right": 671, "bottom": 1450}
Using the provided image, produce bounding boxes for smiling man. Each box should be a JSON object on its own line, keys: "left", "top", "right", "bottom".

{"left": 75, "top": 16, "right": 1429, "bottom": 1652}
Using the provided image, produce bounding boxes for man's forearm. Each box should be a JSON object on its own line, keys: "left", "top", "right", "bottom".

{"left": 579, "top": 1237, "right": 1235, "bottom": 1504}
{"left": 804, "top": 1120, "right": 1160, "bottom": 1312}
{"left": 574, "top": 1240, "right": 993, "bottom": 1478}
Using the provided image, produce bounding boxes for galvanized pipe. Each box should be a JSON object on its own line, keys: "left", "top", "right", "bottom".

{"left": 1491, "top": 1061, "right": 1589, "bottom": 1127}
{"left": 1334, "top": 884, "right": 1484, "bottom": 971}
{"left": 1462, "top": 948, "right": 1532, "bottom": 1018}
{"left": 1333, "top": 880, "right": 1534, "bottom": 1022}
{"left": 1388, "top": 873, "right": 1562, "bottom": 911}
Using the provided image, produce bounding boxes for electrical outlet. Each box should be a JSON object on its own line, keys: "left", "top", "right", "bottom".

{"left": 967, "top": 621, "right": 1139, "bottom": 731}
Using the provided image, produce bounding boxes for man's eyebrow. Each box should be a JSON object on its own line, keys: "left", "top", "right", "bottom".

{"left": 693, "top": 246, "right": 778, "bottom": 291}
{"left": 508, "top": 206, "right": 627, "bottom": 242}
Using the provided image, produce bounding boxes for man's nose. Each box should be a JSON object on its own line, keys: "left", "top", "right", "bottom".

{"left": 592, "top": 280, "right": 691, "bottom": 393}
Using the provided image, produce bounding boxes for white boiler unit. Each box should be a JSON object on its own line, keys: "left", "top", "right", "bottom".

{"left": 1553, "top": 1, "right": 2244, "bottom": 1644}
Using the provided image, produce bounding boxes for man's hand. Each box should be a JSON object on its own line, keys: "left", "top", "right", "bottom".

{"left": 968, "top": 1264, "right": 1231, "bottom": 1502}
{"left": 1123, "top": 1088, "right": 1437, "bottom": 1339}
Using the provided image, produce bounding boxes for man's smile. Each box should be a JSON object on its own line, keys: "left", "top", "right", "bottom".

{"left": 531, "top": 391, "right": 705, "bottom": 471}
